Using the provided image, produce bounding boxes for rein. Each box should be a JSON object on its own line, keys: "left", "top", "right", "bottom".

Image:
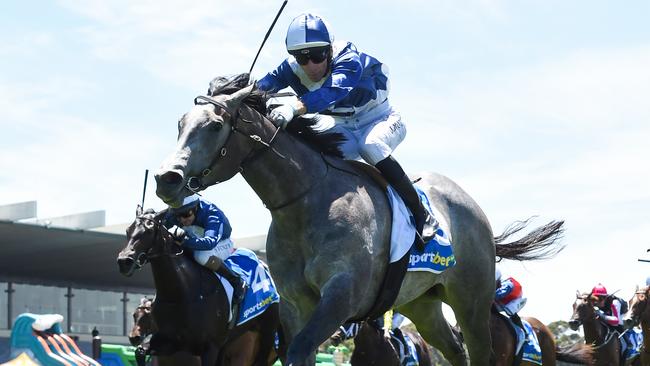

{"left": 188, "top": 93, "right": 329, "bottom": 211}
{"left": 186, "top": 95, "right": 284, "bottom": 193}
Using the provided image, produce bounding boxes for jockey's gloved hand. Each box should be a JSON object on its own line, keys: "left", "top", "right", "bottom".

{"left": 595, "top": 309, "right": 606, "bottom": 319}
{"left": 168, "top": 225, "right": 186, "bottom": 243}
{"left": 269, "top": 103, "right": 297, "bottom": 129}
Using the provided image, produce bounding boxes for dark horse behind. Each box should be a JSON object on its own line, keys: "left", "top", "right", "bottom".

{"left": 490, "top": 306, "right": 593, "bottom": 365}
{"left": 331, "top": 321, "right": 432, "bottom": 366}
{"left": 117, "top": 207, "right": 281, "bottom": 365}
{"left": 154, "top": 73, "right": 566, "bottom": 366}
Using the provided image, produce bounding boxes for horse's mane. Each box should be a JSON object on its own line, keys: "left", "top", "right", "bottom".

{"left": 207, "top": 73, "right": 345, "bottom": 158}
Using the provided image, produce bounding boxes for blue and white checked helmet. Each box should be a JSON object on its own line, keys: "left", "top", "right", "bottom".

{"left": 285, "top": 13, "right": 331, "bottom": 52}
{"left": 170, "top": 194, "right": 200, "bottom": 214}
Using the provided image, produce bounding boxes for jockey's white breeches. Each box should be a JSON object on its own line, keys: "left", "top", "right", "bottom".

{"left": 192, "top": 238, "right": 234, "bottom": 265}
{"left": 312, "top": 102, "right": 407, "bottom": 165}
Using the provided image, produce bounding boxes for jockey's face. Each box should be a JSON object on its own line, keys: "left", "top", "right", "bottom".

{"left": 596, "top": 296, "right": 606, "bottom": 308}
{"left": 177, "top": 209, "right": 196, "bottom": 227}
{"left": 299, "top": 52, "right": 330, "bottom": 82}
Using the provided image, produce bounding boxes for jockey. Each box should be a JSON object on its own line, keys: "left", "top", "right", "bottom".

{"left": 257, "top": 12, "right": 435, "bottom": 250}
{"left": 592, "top": 283, "right": 638, "bottom": 359}
{"left": 592, "top": 283, "right": 623, "bottom": 329}
{"left": 495, "top": 268, "right": 527, "bottom": 332}
{"left": 165, "top": 194, "right": 247, "bottom": 305}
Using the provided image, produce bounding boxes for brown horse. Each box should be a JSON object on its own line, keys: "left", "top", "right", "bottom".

{"left": 569, "top": 292, "right": 622, "bottom": 365}
{"left": 129, "top": 296, "right": 282, "bottom": 366}
{"left": 331, "top": 321, "right": 432, "bottom": 366}
{"left": 491, "top": 307, "right": 593, "bottom": 365}
{"left": 624, "top": 285, "right": 650, "bottom": 366}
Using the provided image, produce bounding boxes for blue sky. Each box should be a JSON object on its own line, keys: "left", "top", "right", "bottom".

{"left": 1, "top": 0, "right": 649, "bottom": 325}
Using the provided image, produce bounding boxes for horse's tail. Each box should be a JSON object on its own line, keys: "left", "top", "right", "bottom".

{"left": 494, "top": 218, "right": 565, "bottom": 261}
{"left": 555, "top": 342, "right": 595, "bottom": 364}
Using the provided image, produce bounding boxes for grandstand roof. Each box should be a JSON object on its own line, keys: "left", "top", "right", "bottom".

{"left": 0, "top": 201, "right": 266, "bottom": 292}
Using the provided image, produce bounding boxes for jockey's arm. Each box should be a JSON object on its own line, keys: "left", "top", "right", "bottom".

{"left": 182, "top": 208, "right": 231, "bottom": 251}
{"left": 602, "top": 299, "right": 622, "bottom": 326}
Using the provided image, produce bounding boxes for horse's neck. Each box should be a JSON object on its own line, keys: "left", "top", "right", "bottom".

{"left": 150, "top": 255, "right": 199, "bottom": 301}
{"left": 642, "top": 313, "right": 650, "bottom": 349}
{"left": 583, "top": 316, "right": 606, "bottom": 344}
{"left": 241, "top": 132, "right": 328, "bottom": 212}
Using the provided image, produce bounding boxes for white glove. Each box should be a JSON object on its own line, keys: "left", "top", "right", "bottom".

{"left": 168, "top": 225, "right": 186, "bottom": 244}
{"left": 269, "top": 103, "right": 297, "bottom": 129}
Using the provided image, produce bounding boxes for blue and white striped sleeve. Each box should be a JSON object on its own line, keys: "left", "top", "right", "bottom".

{"left": 257, "top": 61, "right": 292, "bottom": 93}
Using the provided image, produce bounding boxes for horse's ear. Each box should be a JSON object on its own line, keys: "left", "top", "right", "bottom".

{"left": 226, "top": 84, "right": 255, "bottom": 110}
{"left": 136, "top": 205, "right": 143, "bottom": 217}
{"left": 576, "top": 290, "right": 580, "bottom": 298}
{"left": 154, "top": 208, "right": 168, "bottom": 221}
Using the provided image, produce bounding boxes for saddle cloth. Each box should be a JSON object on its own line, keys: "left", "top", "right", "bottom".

{"left": 620, "top": 328, "right": 643, "bottom": 361}
{"left": 391, "top": 331, "right": 420, "bottom": 366}
{"left": 501, "top": 314, "right": 542, "bottom": 365}
{"left": 217, "top": 248, "right": 280, "bottom": 326}
{"left": 386, "top": 184, "right": 456, "bottom": 273}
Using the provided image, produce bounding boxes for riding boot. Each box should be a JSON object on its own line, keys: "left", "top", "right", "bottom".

{"left": 205, "top": 256, "right": 248, "bottom": 305}
{"left": 376, "top": 156, "right": 437, "bottom": 251}
{"left": 510, "top": 313, "right": 526, "bottom": 335}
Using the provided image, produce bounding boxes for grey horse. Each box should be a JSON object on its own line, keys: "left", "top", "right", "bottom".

{"left": 155, "top": 74, "right": 564, "bottom": 366}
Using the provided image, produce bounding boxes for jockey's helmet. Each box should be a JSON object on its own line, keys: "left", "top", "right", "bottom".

{"left": 170, "top": 194, "right": 200, "bottom": 215}
{"left": 285, "top": 13, "right": 331, "bottom": 53}
{"left": 592, "top": 283, "right": 608, "bottom": 297}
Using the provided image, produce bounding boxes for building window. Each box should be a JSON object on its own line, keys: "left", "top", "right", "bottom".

{"left": 126, "top": 292, "right": 155, "bottom": 336}
{"left": 0, "top": 282, "right": 7, "bottom": 329}
{"left": 11, "top": 284, "right": 67, "bottom": 330}
{"left": 70, "top": 289, "right": 121, "bottom": 336}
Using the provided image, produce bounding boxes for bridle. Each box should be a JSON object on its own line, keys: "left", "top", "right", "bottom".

{"left": 185, "top": 94, "right": 283, "bottom": 193}
{"left": 129, "top": 215, "right": 183, "bottom": 270}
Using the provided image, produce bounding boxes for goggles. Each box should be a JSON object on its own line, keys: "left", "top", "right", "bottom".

{"left": 291, "top": 47, "right": 330, "bottom": 65}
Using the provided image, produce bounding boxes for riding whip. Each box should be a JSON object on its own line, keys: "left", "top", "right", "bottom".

{"left": 141, "top": 169, "right": 149, "bottom": 208}
{"left": 248, "top": 0, "right": 288, "bottom": 76}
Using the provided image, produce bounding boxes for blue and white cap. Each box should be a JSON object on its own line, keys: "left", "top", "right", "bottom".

{"left": 170, "top": 194, "right": 200, "bottom": 213}
{"left": 285, "top": 13, "right": 331, "bottom": 52}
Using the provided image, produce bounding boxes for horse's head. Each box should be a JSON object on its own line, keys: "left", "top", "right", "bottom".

{"left": 129, "top": 297, "right": 156, "bottom": 346}
{"left": 155, "top": 74, "right": 277, "bottom": 207}
{"left": 624, "top": 285, "right": 649, "bottom": 329}
{"left": 117, "top": 206, "right": 173, "bottom": 276}
{"left": 569, "top": 291, "right": 598, "bottom": 331}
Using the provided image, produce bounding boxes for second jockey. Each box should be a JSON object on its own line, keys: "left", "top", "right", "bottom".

{"left": 257, "top": 12, "right": 435, "bottom": 250}
{"left": 165, "top": 194, "right": 247, "bottom": 306}
{"left": 495, "top": 267, "right": 527, "bottom": 333}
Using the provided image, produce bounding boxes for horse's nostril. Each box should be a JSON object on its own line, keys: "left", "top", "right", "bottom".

{"left": 159, "top": 171, "right": 183, "bottom": 185}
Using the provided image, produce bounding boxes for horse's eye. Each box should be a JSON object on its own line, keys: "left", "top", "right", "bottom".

{"left": 211, "top": 120, "right": 223, "bottom": 131}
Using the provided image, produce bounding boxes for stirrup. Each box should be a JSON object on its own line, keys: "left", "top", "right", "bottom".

{"left": 421, "top": 212, "right": 438, "bottom": 242}
{"left": 233, "top": 282, "right": 248, "bottom": 304}
{"left": 228, "top": 302, "right": 240, "bottom": 330}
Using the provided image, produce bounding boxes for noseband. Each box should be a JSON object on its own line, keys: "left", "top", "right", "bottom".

{"left": 185, "top": 95, "right": 282, "bottom": 193}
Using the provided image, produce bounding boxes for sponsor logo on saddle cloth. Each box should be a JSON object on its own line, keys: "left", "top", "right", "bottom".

{"left": 520, "top": 320, "right": 543, "bottom": 365}
{"left": 223, "top": 248, "right": 280, "bottom": 326}
{"left": 385, "top": 185, "right": 456, "bottom": 272}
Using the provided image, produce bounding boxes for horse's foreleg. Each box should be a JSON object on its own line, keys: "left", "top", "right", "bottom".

{"left": 400, "top": 297, "right": 467, "bottom": 366}
{"left": 285, "top": 273, "right": 356, "bottom": 366}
